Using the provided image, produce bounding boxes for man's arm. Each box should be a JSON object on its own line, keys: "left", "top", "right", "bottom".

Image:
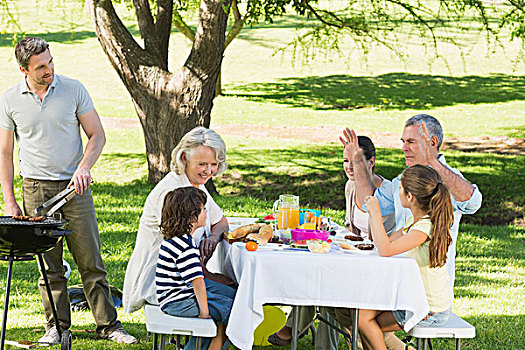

{"left": 419, "top": 123, "right": 475, "bottom": 202}
{"left": 0, "top": 129, "right": 22, "bottom": 215}
{"left": 73, "top": 108, "right": 106, "bottom": 195}
{"left": 429, "top": 159, "right": 475, "bottom": 202}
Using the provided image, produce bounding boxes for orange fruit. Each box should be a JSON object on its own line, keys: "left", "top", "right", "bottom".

{"left": 306, "top": 212, "right": 314, "bottom": 222}
{"left": 246, "top": 241, "right": 258, "bottom": 251}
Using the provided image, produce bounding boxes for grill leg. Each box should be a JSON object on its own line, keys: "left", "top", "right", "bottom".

{"left": 36, "top": 254, "right": 62, "bottom": 338}
{"left": 0, "top": 255, "right": 14, "bottom": 350}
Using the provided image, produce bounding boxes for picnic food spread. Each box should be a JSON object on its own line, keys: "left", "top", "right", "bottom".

{"left": 307, "top": 239, "right": 332, "bottom": 253}
{"left": 229, "top": 195, "right": 379, "bottom": 255}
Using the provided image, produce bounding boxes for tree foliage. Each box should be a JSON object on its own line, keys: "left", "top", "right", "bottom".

{"left": 1, "top": 0, "right": 523, "bottom": 184}
{"left": 284, "top": 0, "right": 524, "bottom": 66}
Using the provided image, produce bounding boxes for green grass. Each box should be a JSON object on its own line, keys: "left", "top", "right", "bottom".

{"left": 0, "top": 1, "right": 524, "bottom": 349}
{"left": 1, "top": 137, "right": 524, "bottom": 349}
{"left": 1, "top": 2, "right": 524, "bottom": 138}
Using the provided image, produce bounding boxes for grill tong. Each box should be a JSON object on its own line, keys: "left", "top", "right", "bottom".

{"left": 33, "top": 187, "right": 76, "bottom": 217}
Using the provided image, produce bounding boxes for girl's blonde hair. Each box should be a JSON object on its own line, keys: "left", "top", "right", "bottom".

{"left": 401, "top": 165, "right": 453, "bottom": 268}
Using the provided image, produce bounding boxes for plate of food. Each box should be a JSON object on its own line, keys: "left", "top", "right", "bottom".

{"left": 338, "top": 242, "right": 377, "bottom": 255}
{"left": 307, "top": 239, "right": 332, "bottom": 254}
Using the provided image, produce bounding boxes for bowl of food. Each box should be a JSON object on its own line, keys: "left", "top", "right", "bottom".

{"left": 307, "top": 239, "right": 332, "bottom": 254}
{"left": 291, "top": 229, "right": 329, "bottom": 242}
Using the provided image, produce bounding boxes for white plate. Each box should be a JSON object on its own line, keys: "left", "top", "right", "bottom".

{"left": 340, "top": 248, "right": 378, "bottom": 255}
{"left": 256, "top": 243, "right": 286, "bottom": 251}
{"left": 331, "top": 237, "right": 372, "bottom": 245}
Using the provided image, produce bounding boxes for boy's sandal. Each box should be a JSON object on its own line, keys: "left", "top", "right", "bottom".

{"left": 268, "top": 333, "right": 291, "bottom": 346}
{"left": 268, "top": 332, "right": 306, "bottom": 346}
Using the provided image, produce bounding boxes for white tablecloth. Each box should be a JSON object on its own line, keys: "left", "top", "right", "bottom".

{"left": 220, "top": 242, "right": 429, "bottom": 350}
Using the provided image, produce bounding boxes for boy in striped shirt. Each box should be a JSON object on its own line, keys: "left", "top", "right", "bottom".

{"left": 156, "top": 187, "right": 235, "bottom": 350}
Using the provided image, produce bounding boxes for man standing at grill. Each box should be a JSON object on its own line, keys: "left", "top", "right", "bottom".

{"left": 0, "top": 37, "right": 137, "bottom": 344}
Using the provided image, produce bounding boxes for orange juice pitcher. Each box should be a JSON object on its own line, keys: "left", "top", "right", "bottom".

{"left": 273, "top": 194, "right": 300, "bottom": 229}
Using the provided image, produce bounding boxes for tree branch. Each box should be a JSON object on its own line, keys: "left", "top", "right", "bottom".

{"left": 184, "top": 0, "right": 230, "bottom": 81}
{"left": 132, "top": 0, "right": 155, "bottom": 41}
{"left": 132, "top": 0, "right": 167, "bottom": 68}
{"left": 173, "top": 7, "right": 196, "bottom": 41}
{"left": 87, "top": 0, "right": 158, "bottom": 88}
{"left": 155, "top": 0, "right": 173, "bottom": 65}
{"left": 225, "top": 0, "right": 245, "bottom": 48}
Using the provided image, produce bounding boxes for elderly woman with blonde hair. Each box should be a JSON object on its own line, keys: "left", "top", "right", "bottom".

{"left": 123, "top": 127, "right": 231, "bottom": 314}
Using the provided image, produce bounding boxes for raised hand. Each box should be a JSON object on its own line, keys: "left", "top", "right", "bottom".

{"left": 340, "top": 128, "right": 363, "bottom": 162}
{"left": 418, "top": 122, "right": 438, "bottom": 165}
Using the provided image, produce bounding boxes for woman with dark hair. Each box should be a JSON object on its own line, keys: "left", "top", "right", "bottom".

{"left": 343, "top": 136, "right": 395, "bottom": 240}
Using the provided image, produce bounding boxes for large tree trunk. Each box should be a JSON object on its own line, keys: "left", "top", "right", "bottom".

{"left": 88, "top": 0, "right": 230, "bottom": 183}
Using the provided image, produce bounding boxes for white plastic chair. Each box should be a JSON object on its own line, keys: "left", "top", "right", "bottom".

{"left": 407, "top": 312, "right": 475, "bottom": 350}
{"left": 144, "top": 303, "right": 217, "bottom": 350}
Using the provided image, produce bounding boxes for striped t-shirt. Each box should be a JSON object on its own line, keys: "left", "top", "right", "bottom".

{"left": 155, "top": 234, "right": 203, "bottom": 308}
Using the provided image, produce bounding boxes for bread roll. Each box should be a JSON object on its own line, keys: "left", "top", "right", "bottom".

{"left": 258, "top": 224, "right": 273, "bottom": 241}
{"left": 231, "top": 223, "right": 261, "bottom": 239}
{"left": 340, "top": 243, "right": 358, "bottom": 250}
{"left": 246, "top": 233, "right": 268, "bottom": 246}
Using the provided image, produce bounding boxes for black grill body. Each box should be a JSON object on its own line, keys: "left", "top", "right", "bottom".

{"left": 0, "top": 217, "right": 69, "bottom": 256}
{"left": 0, "top": 216, "right": 71, "bottom": 349}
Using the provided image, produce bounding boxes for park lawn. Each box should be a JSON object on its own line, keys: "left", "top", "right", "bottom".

{"left": 0, "top": 2, "right": 524, "bottom": 139}
{"left": 1, "top": 132, "right": 524, "bottom": 349}
{"left": 0, "top": 1, "right": 524, "bottom": 349}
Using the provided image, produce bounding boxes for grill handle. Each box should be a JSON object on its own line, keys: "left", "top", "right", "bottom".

{"left": 43, "top": 229, "right": 72, "bottom": 238}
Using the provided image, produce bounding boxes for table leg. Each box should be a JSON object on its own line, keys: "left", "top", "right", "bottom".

{"left": 352, "top": 308, "right": 359, "bottom": 350}
{"left": 291, "top": 306, "right": 299, "bottom": 350}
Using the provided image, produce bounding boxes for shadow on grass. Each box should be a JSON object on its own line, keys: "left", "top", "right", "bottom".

{"left": 0, "top": 32, "right": 96, "bottom": 47}
{"left": 0, "top": 25, "right": 141, "bottom": 48}
{"left": 227, "top": 73, "right": 525, "bottom": 111}
{"left": 0, "top": 324, "right": 149, "bottom": 348}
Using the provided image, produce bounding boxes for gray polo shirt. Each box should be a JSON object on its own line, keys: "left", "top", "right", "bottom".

{"left": 0, "top": 74, "right": 94, "bottom": 180}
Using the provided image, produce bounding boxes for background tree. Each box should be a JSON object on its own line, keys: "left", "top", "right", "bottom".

{"left": 84, "top": 0, "right": 523, "bottom": 184}
{"left": 171, "top": 0, "right": 308, "bottom": 95}
{"left": 87, "top": 0, "right": 229, "bottom": 184}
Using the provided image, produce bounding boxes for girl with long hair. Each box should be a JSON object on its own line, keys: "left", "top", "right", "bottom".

{"left": 359, "top": 165, "right": 454, "bottom": 350}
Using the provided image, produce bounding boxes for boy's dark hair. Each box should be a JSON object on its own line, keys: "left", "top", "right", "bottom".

{"left": 160, "top": 187, "right": 207, "bottom": 239}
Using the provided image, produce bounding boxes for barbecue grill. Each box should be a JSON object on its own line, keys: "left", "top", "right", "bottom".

{"left": 0, "top": 215, "right": 72, "bottom": 350}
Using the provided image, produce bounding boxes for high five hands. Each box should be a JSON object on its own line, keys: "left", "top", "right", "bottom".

{"left": 418, "top": 122, "right": 438, "bottom": 165}
{"left": 340, "top": 128, "right": 363, "bottom": 162}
